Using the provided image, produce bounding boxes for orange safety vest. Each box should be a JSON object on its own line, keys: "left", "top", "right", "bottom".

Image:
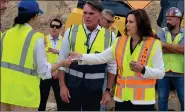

{"left": 114, "top": 36, "right": 157, "bottom": 101}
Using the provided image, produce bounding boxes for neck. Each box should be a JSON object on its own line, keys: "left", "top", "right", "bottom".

{"left": 51, "top": 34, "right": 59, "bottom": 39}
{"left": 87, "top": 24, "right": 98, "bottom": 32}
{"left": 131, "top": 35, "right": 140, "bottom": 42}
{"left": 171, "top": 26, "right": 180, "bottom": 34}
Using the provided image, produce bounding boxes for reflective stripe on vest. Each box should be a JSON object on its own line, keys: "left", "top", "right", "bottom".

{"left": 115, "top": 36, "right": 156, "bottom": 100}
{"left": 0, "top": 32, "right": 6, "bottom": 60}
{"left": 65, "top": 68, "right": 105, "bottom": 79}
{"left": 0, "top": 30, "right": 37, "bottom": 76}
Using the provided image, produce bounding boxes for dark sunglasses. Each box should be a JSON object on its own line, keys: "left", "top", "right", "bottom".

{"left": 103, "top": 17, "right": 115, "bottom": 24}
{"left": 50, "top": 24, "right": 61, "bottom": 29}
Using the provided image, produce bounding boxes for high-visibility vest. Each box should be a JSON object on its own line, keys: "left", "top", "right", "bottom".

{"left": 112, "top": 36, "right": 160, "bottom": 101}
{"left": 162, "top": 27, "right": 184, "bottom": 73}
{"left": 0, "top": 24, "right": 44, "bottom": 108}
{"left": 110, "top": 26, "right": 118, "bottom": 37}
{"left": 45, "top": 35, "right": 63, "bottom": 64}
{"left": 66, "top": 24, "right": 113, "bottom": 90}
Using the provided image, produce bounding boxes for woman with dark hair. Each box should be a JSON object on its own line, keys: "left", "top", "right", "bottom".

{"left": 69, "top": 9, "right": 165, "bottom": 111}
{"left": 0, "top": 0, "right": 71, "bottom": 111}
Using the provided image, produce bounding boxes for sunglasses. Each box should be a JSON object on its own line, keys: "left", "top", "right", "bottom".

{"left": 50, "top": 24, "right": 61, "bottom": 29}
{"left": 103, "top": 17, "right": 115, "bottom": 24}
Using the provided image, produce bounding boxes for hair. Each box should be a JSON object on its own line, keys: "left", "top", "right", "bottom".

{"left": 50, "top": 18, "right": 63, "bottom": 27}
{"left": 102, "top": 9, "right": 115, "bottom": 17}
{"left": 85, "top": 0, "right": 103, "bottom": 12}
{"left": 13, "top": 7, "right": 38, "bottom": 26}
{"left": 124, "top": 9, "right": 158, "bottom": 42}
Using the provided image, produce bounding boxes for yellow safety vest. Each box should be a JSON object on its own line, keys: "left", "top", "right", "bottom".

{"left": 0, "top": 24, "right": 44, "bottom": 108}
{"left": 69, "top": 25, "right": 113, "bottom": 54}
{"left": 45, "top": 35, "right": 63, "bottom": 64}
{"left": 112, "top": 36, "right": 161, "bottom": 101}
{"left": 162, "top": 28, "right": 184, "bottom": 73}
{"left": 65, "top": 24, "right": 113, "bottom": 90}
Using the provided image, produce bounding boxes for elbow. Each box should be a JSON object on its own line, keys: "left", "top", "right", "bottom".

{"left": 157, "top": 69, "right": 165, "bottom": 79}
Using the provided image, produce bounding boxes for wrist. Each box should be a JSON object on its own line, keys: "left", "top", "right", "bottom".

{"left": 105, "top": 88, "right": 111, "bottom": 94}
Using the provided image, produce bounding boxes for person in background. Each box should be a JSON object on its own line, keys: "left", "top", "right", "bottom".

{"left": 99, "top": 9, "right": 122, "bottom": 37}
{"left": 39, "top": 18, "right": 64, "bottom": 111}
{"left": 0, "top": 1, "right": 71, "bottom": 111}
{"left": 69, "top": 9, "right": 165, "bottom": 111}
{"left": 157, "top": 7, "right": 184, "bottom": 111}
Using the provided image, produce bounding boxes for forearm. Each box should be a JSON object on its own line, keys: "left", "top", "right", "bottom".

{"left": 80, "top": 47, "right": 114, "bottom": 65}
{"left": 107, "top": 72, "right": 116, "bottom": 89}
{"left": 51, "top": 62, "right": 64, "bottom": 72}
{"left": 58, "top": 70, "right": 66, "bottom": 87}
{"left": 163, "top": 43, "right": 184, "bottom": 54}
{"left": 162, "top": 48, "right": 172, "bottom": 53}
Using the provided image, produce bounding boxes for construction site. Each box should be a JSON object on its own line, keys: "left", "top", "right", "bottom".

{"left": 1, "top": 0, "right": 184, "bottom": 111}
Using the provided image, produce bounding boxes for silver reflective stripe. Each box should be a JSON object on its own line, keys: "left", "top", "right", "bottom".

{"left": 127, "top": 84, "right": 154, "bottom": 88}
{"left": 134, "top": 88, "right": 145, "bottom": 100}
{"left": 20, "top": 30, "right": 35, "bottom": 66}
{"left": 69, "top": 68, "right": 83, "bottom": 78}
{"left": 1, "top": 61, "right": 37, "bottom": 75}
{"left": 117, "top": 74, "right": 126, "bottom": 80}
{"left": 0, "top": 32, "right": 6, "bottom": 60}
{"left": 145, "top": 39, "right": 155, "bottom": 65}
{"left": 120, "top": 37, "right": 128, "bottom": 69}
{"left": 85, "top": 73, "right": 104, "bottom": 79}
{"left": 104, "top": 29, "right": 111, "bottom": 50}
{"left": 71, "top": 25, "right": 79, "bottom": 51}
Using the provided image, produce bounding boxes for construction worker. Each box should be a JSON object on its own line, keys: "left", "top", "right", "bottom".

{"left": 69, "top": 9, "right": 165, "bottom": 111}
{"left": 99, "top": 8, "right": 118, "bottom": 111}
{"left": 58, "top": 0, "right": 117, "bottom": 111}
{"left": 0, "top": 0, "right": 8, "bottom": 35}
{"left": 157, "top": 7, "right": 184, "bottom": 111}
{"left": 0, "top": 0, "right": 71, "bottom": 111}
{"left": 99, "top": 9, "right": 122, "bottom": 37}
{"left": 39, "top": 18, "right": 64, "bottom": 111}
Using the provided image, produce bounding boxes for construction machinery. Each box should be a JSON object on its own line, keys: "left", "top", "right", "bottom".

{"left": 65, "top": 0, "right": 184, "bottom": 34}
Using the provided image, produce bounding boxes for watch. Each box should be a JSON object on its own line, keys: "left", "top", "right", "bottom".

{"left": 105, "top": 88, "right": 111, "bottom": 93}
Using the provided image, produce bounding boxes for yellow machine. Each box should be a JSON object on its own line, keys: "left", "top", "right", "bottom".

{"left": 65, "top": 0, "right": 184, "bottom": 34}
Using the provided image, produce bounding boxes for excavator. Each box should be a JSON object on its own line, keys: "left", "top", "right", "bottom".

{"left": 64, "top": 0, "right": 184, "bottom": 35}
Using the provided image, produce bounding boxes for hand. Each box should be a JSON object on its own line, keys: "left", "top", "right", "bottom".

{"left": 129, "top": 61, "right": 144, "bottom": 72}
{"left": 52, "top": 71, "right": 58, "bottom": 79}
{"left": 48, "top": 48, "right": 59, "bottom": 54}
{"left": 60, "top": 85, "right": 71, "bottom": 103}
{"left": 68, "top": 52, "right": 82, "bottom": 60}
{"left": 59, "top": 58, "right": 72, "bottom": 68}
{"left": 100, "top": 91, "right": 111, "bottom": 106}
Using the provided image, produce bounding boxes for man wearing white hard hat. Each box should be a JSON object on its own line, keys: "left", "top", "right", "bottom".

{"left": 157, "top": 7, "right": 184, "bottom": 111}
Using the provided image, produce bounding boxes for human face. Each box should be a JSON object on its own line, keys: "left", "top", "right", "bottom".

{"left": 83, "top": 4, "right": 101, "bottom": 30}
{"left": 100, "top": 14, "right": 114, "bottom": 29}
{"left": 50, "top": 21, "right": 62, "bottom": 38}
{"left": 0, "top": 0, "right": 8, "bottom": 15}
{"left": 126, "top": 14, "right": 138, "bottom": 36}
{"left": 166, "top": 16, "right": 180, "bottom": 30}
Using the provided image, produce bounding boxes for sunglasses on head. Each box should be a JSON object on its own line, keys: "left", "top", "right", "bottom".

{"left": 50, "top": 24, "right": 61, "bottom": 29}
{"left": 103, "top": 17, "right": 115, "bottom": 24}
